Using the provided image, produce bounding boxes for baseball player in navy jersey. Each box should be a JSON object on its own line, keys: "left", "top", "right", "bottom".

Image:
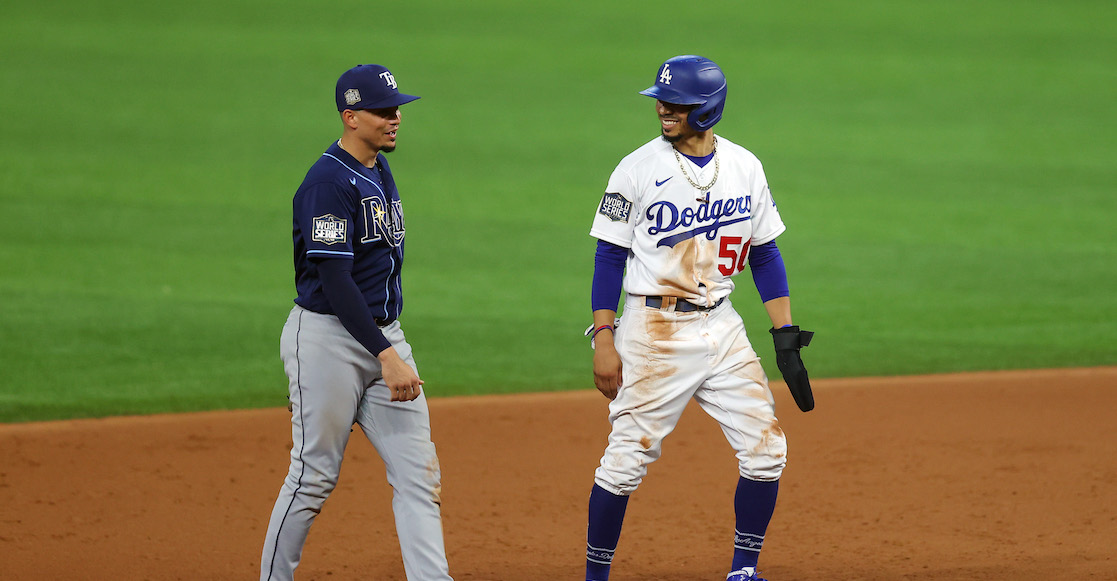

{"left": 583, "top": 55, "right": 815, "bottom": 581}
{"left": 260, "top": 64, "right": 452, "bottom": 581}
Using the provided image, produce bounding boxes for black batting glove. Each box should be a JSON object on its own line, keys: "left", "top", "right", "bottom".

{"left": 770, "top": 325, "right": 816, "bottom": 412}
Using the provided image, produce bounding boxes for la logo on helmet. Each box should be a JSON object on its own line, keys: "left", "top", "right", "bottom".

{"left": 659, "top": 64, "right": 672, "bottom": 85}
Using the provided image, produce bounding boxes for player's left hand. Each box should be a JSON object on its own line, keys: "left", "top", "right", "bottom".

{"left": 770, "top": 326, "right": 815, "bottom": 412}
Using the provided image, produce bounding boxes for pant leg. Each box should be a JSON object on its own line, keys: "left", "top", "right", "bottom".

{"left": 261, "top": 307, "right": 366, "bottom": 581}
{"left": 593, "top": 302, "right": 711, "bottom": 495}
{"left": 691, "top": 302, "right": 787, "bottom": 481}
{"left": 355, "top": 322, "right": 453, "bottom": 581}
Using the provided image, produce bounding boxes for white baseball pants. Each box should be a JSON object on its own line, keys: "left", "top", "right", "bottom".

{"left": 594, "top": 296, "right": 787, "bottom": 495}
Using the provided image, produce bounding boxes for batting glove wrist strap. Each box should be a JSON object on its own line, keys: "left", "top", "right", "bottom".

{"left": 769, "top": 326, "right": 816, "bottom": 412}
{"left": 770, "top": 325, "right": 814, "bottom": 350}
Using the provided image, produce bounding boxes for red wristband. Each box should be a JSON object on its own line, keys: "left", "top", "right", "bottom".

{"left": 590, "top": 325, "right": 614, "bottom": 341}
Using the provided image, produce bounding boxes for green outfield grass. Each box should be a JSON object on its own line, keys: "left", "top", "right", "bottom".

{"left": 1, "top": 0, "right": 1114, "bottom": 422}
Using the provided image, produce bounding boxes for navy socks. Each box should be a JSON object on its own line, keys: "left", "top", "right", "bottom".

{"left": 586, "top": 478, "right": 777, "bottom": 579}
{"left": 731, "top": 477, "right": 779, "bottom": 572}
{"left": 585, "top": 484, "right": 629, "bottom": 581}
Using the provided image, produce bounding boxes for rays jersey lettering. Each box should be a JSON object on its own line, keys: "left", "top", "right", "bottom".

{"left": 588, "top": 136, "right": 786, "bottom": 301}
{"left": 360, "top": 196, "right": 405, "bottom": 246}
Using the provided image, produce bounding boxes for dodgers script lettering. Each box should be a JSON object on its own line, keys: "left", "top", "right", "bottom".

{"left": 648, "top": 193, "right": 752, "bottom": 248}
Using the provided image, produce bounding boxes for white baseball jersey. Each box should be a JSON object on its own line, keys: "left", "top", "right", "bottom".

{"left": 590, "top": 135, "right": 785, "bottom": 307}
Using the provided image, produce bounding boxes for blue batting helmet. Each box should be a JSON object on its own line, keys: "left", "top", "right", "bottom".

{"left": 639, "top": 55, "right": 727, "bottom": 131}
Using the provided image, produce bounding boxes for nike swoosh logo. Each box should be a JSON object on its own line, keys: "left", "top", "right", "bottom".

{"left": 655, "top": 177, "right": 672, "bottom": 187}
{"left": 350, "top": 178, "right": 357, "bottom": 186}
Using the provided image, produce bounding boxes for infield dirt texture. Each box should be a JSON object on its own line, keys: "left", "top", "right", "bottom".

{"left": 3, "top": 367, "right": 1114, "bottom": 580}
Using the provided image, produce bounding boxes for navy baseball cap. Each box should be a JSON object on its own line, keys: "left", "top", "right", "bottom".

{"left": 335, "top": 64, "right": 420, "bottom": 111}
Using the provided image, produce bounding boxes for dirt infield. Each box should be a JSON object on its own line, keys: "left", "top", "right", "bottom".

{"left": 2, "top": 367, "right": 1115, "bottom": 580}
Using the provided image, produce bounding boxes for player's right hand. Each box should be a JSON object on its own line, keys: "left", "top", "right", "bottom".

{"left": 378, "top": 347, "right": 423, "bottom": 402}
{"left": 592, "top": 338, "right": 623, "bottom": 400}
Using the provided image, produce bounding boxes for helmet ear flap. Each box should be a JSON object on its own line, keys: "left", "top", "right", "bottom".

{"left": 688, "top": 92, "right": 725, "bottom": 131}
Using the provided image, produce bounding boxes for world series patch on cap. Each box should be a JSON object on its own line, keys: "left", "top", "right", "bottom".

{"left": 335, "top": 64, "right": 421, "bottom": 111}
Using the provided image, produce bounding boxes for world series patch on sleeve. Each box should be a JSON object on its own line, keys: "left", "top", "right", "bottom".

{"left": 312, "top": 214, "right": 347, "bottom": 244}
{"left": 598, "top": 192, "right": 632, "bottom": 223}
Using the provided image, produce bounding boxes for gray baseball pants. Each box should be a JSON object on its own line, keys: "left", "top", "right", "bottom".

{"left": 261, "top": 305, "right": 452, "bottom": 581}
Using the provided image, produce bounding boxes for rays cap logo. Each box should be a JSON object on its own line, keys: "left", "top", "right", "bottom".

{"left": 335, "top": 64, "right": 421, "bottom": 111}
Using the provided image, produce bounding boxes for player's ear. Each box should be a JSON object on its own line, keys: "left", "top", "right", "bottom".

{"left": 341, "top": 109, "right": 360, "bottom": 130}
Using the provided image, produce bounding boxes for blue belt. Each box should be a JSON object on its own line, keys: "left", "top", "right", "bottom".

{"left": 644, "top": 296, "right": 725, "bottom": 312}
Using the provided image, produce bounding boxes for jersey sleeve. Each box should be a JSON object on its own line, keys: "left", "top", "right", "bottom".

{"left": 748, "top": 165, "right": 786, "bottom": 246}
{"left": 295, "top": 182, "right": 357, "bottom": 262}
{"left": 589, "top": 165, "right": 638, "bottom": 248}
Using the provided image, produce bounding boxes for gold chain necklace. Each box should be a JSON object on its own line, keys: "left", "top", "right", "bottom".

{"left": 673, "top": 138, "right": 719, "bottom": 191}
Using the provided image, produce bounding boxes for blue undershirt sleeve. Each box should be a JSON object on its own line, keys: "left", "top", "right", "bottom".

{"left": 317, "top": 257, "right": 393, "bottom": 356}
{"left": 749, "top": 240, "right": 790, "bottom": 303}
{"left": 592, "top": 240, "right": 627, "bottom": 312}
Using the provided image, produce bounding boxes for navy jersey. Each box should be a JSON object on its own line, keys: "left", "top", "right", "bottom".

{"left": 292, "top": 141, "right": 406, "bottom": 324}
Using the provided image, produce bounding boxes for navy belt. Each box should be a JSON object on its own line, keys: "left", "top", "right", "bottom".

{"left": 645, "top": 296, "right": 724, "bottom": 312}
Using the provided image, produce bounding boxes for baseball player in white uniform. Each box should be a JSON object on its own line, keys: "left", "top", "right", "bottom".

{"left": 583, "top": 55, "right": 815, "bottom": 581}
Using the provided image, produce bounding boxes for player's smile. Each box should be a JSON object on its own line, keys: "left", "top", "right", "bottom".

{"left": 358, "top": 106, "right": 402, "bottom": 153}
{"left": 656, "top": 100, "right": 698, "bottom": 141}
